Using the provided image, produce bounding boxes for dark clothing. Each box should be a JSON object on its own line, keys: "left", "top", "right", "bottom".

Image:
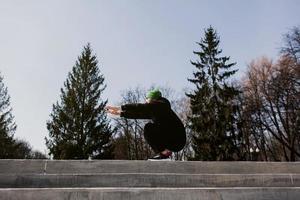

{"left": 120, "top": 97, "right": 186, "bottom": 153}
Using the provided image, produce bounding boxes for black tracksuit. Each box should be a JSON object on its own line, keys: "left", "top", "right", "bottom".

{"left": 120, "top": 97, "right": 186, "bottom": 153}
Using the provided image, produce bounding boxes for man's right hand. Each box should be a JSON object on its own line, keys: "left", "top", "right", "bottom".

{"left": 105, "top": 106, "right": 121, "bottom": 116}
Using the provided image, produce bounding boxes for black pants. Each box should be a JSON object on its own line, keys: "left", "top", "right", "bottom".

{"left": 144, "top": 122, "right": 186, "bottom": 153}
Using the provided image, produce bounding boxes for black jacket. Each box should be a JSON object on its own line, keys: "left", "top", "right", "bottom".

{"left": 120, "top": 97, "right": 185, "bottom": 132}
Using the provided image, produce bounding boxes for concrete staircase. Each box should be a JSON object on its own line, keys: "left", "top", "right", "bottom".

{"left": 0, "top": 160, "right": 300, "bottom": 200}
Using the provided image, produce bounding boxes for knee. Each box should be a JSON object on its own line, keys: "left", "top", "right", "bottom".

{"left": 144, "top": 123, "right": 156, "bottom": 138}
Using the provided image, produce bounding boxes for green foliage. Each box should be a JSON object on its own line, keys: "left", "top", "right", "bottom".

{"left": 0, "top": 74, "right": 45, "bottom": 159}
{"left": 187, "top": 27, "right": 241, "bottom": 161}
{"left": 46, "top": 44, "right": 114, "bottom": 159}
{"left": 10, "top": 139, "right": 47, "bottom": 159}
{"left": 0, "top": 73, "right": 17, "bottom": 158}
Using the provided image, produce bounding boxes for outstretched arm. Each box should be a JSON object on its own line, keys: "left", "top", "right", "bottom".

{"left": 120, "top": 103, "right": 152, "bottom": 119}
{"left": 105, "top": 104, "right": 151, "bottom": 119}
{"left": 106, "top": 101, "right": 170, "bottom": 119}
{"left": 120, "top": 101, "right": 170, "bottom": 119}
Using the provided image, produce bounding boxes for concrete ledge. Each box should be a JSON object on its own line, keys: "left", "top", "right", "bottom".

{"left": 1, "top": 160, "right": 300, "bottom": 174}
{"left": 1, "top": 173, "right": 300, "bottom": 188}
{"left": 0, "top": 187, "right": 299, "bottom": 200}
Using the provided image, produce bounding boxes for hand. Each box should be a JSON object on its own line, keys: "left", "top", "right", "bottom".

{"left": 105, "top": 105, "right": 121, "bottom": 116}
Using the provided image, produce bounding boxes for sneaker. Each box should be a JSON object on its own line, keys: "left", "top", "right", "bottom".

{"left": 147, "top": 153, "right": 172, "bottom": 161}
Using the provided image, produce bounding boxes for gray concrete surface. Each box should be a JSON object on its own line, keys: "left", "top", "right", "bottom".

{"left": 1, "top": 160, "right": 299, "bottom": 200}
{"left": 0, "top": 187, "right": 300, "bottom": 200}
{"left": 1, "top": 160, "right": 300, "bottom": 174}
{"left": 0, "top": 173, "right": 299, "bottom": 188}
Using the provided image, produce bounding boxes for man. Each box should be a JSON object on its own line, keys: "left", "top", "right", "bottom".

{"left": 106, "top": 89, "right": 186, "bottom": 160}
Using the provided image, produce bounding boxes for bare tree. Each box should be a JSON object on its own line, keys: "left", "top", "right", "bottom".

{"left": 112, "top": 86, "right": 151, "bottom": 160}
{"left": 172, "top": 93, "right": 194, "bottom": 160}
{"left": 281, "top": 26, "right": 300, "bottom": 63}
{"left": 243, "top": 56, "right": 300, "bottom": 161}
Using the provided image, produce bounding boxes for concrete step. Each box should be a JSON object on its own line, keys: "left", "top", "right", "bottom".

{"left": 1, "top": 160, "right": 300, "bottom": 174}
{"left": 0, "top": 187, "right": 299, "bottom": 200}
{"left": 1, "top": 160, "right": 300, "bottom": 200}
{"left": 1, "top": 173, "right": 299, "bottom": 188}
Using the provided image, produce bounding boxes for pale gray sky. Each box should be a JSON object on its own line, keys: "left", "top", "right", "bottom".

{"left": 0, "top": 0, "right": 299, "bottom": 153}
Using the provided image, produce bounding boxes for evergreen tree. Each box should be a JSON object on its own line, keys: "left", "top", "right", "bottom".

{"left": 46, "top": 44, "right": 114, "bottom": 159}
{"left": 187, "top": 27, "right": 240, "bottom": 160}
{"left": 0, "top": 73, "right": 17, "bottom": 158}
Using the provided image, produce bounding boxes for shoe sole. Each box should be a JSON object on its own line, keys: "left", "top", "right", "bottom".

{"left": 147, "top": 158, "right": 172, "bottom": 161}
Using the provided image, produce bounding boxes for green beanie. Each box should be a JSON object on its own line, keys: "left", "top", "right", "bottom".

{"left": 146, "top": 89, "right": 162, "bottom": 100}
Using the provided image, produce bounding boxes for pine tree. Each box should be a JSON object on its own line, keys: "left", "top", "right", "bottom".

{"left": 46, "top": 44, "right": 114, "bottom": 159}
{"left": 187, "top": 27, "right": 240, "bottom": 160}
{"left": 0, "top": 73, "right": 17, "bottom": 158}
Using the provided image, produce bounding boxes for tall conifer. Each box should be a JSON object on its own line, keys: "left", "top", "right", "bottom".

{"left": 187, "top": 27, "right": 240, "bottom": 160}
{"left": 46, "top": 44, "right": 114, "bottom": 159}
{"left": 0, "top": 73, "right": 17, "bottom": 158}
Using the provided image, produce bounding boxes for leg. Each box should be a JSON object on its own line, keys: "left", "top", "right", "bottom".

{"left": 160, "top": 125, "right": 186, "bottom": 152}
{"left": 144, "top": 123, "right": 166, "bottom": 153}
